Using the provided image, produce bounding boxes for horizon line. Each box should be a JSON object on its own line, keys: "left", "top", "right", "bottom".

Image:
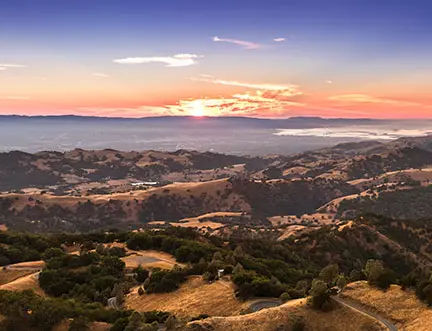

{"left": 0, "top": 114, "right": 420, "bottom": 121}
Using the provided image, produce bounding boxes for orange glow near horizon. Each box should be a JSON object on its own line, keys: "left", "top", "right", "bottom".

{"left": 1, "top": 72, "right": 432, "bottom": 118}
{"left": 188, "top": 100, "right": 206, "bottom": 117}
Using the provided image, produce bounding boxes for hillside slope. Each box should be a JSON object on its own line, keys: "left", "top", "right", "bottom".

{"left": 188, "top": 298, "right": 385, "bottom": 331}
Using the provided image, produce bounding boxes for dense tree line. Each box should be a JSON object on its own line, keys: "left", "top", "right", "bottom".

{"left": 0, "top": 289, "right": 129, "bottom": 331}
{"left": 39, "top": 247, "right": 126, "bottom": 303}
{"left": 337, "top": 185, "right": 432, "bottom": 220}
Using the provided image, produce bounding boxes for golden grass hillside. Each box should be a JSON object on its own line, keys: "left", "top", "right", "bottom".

{"left": 0, "top": 269, "right": 35, "bottom": 286}
{"left": 342, "top": 281, "right": 432, "bottom": 331}
{"left": 189, "top": 298, "right": 385, "bottom": 331}
{"left": 54, "top": 320, "right": 111, "bottom": 331}
{"left": 0, "top": 178, "right": 250, "bottom": 224}
{"left": 126, "top": 276, "right": 249, "bottom": 318}
{"left": 122, "top": 250, "right": 183, "bottom": 270}
{"left": 0, "top": 272, "right": 45, "bottom": 297}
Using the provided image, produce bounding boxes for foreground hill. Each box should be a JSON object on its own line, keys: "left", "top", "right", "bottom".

{"left": 126, "top": 276, "right": 249, "bottom": 317}
{"left": 188, "top": 297, "right": 385, "bottom": 331}
{"left": 342, "top": 281, "right": 432, "bottom": 331}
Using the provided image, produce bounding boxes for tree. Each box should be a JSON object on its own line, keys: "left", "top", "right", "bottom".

{"left": 233, "top": 246, "right": 244, "bottom": 259}
{"left": 110, "top": 317, "right": 129, "bottom": 331}
{"left": 336, "top": 275, "right": 347, "bottom": 291}
{"left": 364, "top": 259, "right": 394, "bottom": 289}
{"left": 212, "top": 251, "right": 223, "bottom": 262}
{"left": 69, "top": 316, "right": 90, "bottom": 331}
{"left": 364, "top": 260, "right": 385, "bottom": 283}
{"left": 280, "top": 292, "right": 291, "bottom": 303}
{"left": 308, "top": 279, "right": 331, "bottom": 310}
{"left": 125, "top": 312, "right": 143, "bottom": 331}
{"left": 134, "top": 265, "right": 150, "bottom": 283}
{"left": 232, "top": 263, "right": 244, "bottom": 274}
{"left": 295, "top": 280, "right": 309, "bottom": 297}
{"left": 42, "top": 247, "right": 65, "bottom": 261}
{"left": 319, "top": 264, "right": 339, "bottom": 284}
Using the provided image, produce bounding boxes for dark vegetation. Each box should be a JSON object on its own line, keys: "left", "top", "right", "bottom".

{"left": 336, "top": 185, "right": 432, "bottom": 220}
{"left": 346, "top": 147, "right": 432, "bottom": 180}
{"left": 1, "top": 214, "right": 432, "bottom": 329}
{"left": 0, "top": 232, "right": 58, "bottom": 266}
{"left": 230, "top": 177, "right": 358, "bottom": 217}
{"left": 39, "top": 248, "right": 126, "bottom": 302}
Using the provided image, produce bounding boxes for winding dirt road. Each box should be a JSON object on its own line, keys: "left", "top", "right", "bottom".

{"left": 334, "top": 297, "right": 398, "bottom": 331}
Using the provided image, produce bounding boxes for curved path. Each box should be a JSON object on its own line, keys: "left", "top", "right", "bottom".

{"left": 334, "top": 297, "right": 397, "bottom": 331}
{"left": 249, "top": 299, "right": 281, "bottom": 312}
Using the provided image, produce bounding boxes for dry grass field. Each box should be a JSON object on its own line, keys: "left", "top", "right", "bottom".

{"left": 190, "top": 298, "right": 385, "bottom": 331}
{"left": 149, "top": 219, "right": 225, "bottom": 230}
{"left": 7, "top": 260, "right": 45, "bottom": 269}
{"left": 277, "top": 225, "right": 308, "bottom": 241}
{"left": 0, "top": 269, "right": 36, "bottom": 286}
{"left": 122, "top": 250, "right": 183, "bottom": 270}
{"left": 173, "top": 220, "right": 225, "bottom": 230}
{"left": 269, "top": 213, "right": 334, "bottom": 227}
{"left": 342, "top": 281, "right": 432, "bottom": 331}
{"left": 126, "top": 276, "right": 249, "bottom": 318}
{"left": 348, "top": 168, "right": 432, "bottom": 189}
{"left": 0, "top": 272, "right": 45, "bottom": 297}
{"left": 54, "top": 320, "right": 111, "bottom": 331}
{"left": 181, "top": 211, "right": 244, "bottom": 222}
{"left": 0, "top": 178, "right": 250, "bottom": 225}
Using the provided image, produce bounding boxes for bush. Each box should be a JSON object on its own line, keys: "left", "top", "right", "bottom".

{"left": 364, "top": 260, "right": 394, "bottom": 289}
{"left": 134, "top": 265, "right": 150, "bottom": 283}
{"left": 308, "top": 279, "right": 330, "bottom": 310}
{"left": 69, "top": 316, "right": 90, "bottom": 331}
{"left": 279, "top": 292, "right": 291, "bottom": 303}
{"left": 144, "top": 267, "right": 187, "bottom": 293}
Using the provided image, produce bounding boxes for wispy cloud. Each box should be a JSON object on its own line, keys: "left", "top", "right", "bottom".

{"left": 194, "top": 74, "right": 301, "bottom": 95}
{"left": 92, "top": 72, "right": 110, "bottom": 78}
{"left": 273, "top": 38, "right": 286, "bottom": 42}
{"left": 76, "top": 106, "right": 170, "bottom": 117}
{"left": 166, "top": 92, "right": 305, "bottom": 117}
{"left": 0, "top": 63, "right": 26, "bottom": 70}
{"left": 212, "top": 36, "right": 261, "bottom": 49}
{"left": 113, "top": 54, "right": 202, "bottom": 67}
{"left": 167, "top": 75, "right": 305, "bottom": 116}
{"left": 328, "top": 94, "right": 419, "bottom": 106}
{"left": 0, "top": 96, "right": 31, "bottom": 100}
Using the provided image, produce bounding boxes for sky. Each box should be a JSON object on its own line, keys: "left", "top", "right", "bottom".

{"left": 0, "top": 0, "right": 431, "bottom": 118}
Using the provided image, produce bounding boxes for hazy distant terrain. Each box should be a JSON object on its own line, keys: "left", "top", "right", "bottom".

{"left": 1, "top": 116, "right": 430, "bottom": 155}
{"left": 1, "top": 132, "right": 432, "bottom": 331}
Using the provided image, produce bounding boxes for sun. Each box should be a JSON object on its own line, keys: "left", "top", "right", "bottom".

{"left": 189, "top": 99, "right": 205, "bottom": 117}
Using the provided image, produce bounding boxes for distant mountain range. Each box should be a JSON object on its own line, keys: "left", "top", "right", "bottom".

{"left": 0, "top": 115, "right": 382, "bottom": 129}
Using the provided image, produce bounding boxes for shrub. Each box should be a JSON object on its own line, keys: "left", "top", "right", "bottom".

{"left": 279, "top": 292, "right": 291, "bottom": 303}
{"left": 69, "top": 316, "right": 90, "bottom": 331}
{"left": 308, "top": 279, "right": 330, "bottom": 310}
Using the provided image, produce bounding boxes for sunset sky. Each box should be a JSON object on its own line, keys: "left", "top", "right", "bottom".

{"left": 0, "top": 0, "right": 431, "bottom": 118}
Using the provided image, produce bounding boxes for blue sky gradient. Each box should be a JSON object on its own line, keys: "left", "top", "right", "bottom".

{"left": 0, "top": 0, "right": 431, "bottom": 118}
